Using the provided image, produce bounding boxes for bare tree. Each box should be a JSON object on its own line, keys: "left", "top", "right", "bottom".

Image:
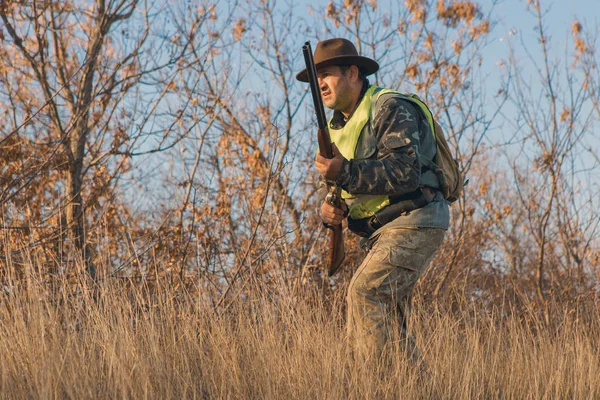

{"left": 490, "top": 2, "right": 600, "bottom": 319}
{"left": 0, "top": 0, "right": 193, "bottom": 278}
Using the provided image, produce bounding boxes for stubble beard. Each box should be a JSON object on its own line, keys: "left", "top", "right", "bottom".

{"left": 324, "top": 88, "right": 351, "bottom": 113}
{"left": 322, "top": 72, "right": 353, "bottom": 113}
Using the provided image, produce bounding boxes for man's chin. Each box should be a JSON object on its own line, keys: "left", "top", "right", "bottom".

{"left": 323, "top": 99, "right": 335, "bottom": 109}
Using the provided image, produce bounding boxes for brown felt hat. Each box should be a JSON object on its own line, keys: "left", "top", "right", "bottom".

{"left": 296, "top": 38, "right": 379, "bottom": 82}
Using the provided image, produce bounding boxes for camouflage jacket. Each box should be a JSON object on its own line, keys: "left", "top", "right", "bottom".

{"left": 331, "top": 82, "right": 450, "bottom": 230}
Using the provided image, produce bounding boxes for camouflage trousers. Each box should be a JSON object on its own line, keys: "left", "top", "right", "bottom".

{"left": 347, "top": 226, "right": 446, "bottom": 364}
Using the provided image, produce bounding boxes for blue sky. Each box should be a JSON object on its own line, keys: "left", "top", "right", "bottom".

{"left": 295, "top": 0, "right": 598, "bottom": 73}
{"left": 494, "top": 0, "right": 599, "bottom": 34}
{"left": 487, "top": 0, "right": 598, "bottom": 70}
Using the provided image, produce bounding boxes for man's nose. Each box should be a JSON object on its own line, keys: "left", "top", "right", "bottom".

{"left": 318, "top": 78, "right": 326, "bottom": 90}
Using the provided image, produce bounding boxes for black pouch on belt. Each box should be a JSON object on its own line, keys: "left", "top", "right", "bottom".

{"left": 347, "top": 189, "right": 430, "bottom": 238}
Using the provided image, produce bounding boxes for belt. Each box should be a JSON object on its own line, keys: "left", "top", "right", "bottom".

{"left": 347, "top": 188, "right": 436, "bottom": 237}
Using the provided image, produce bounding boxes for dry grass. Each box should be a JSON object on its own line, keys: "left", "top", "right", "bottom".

{"left": 0, "top": 268, "right": 598, "bottom": 399}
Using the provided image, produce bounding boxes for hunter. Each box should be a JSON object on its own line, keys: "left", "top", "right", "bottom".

{"left": 296, "top": 38, "right": 450, "bottom": 363}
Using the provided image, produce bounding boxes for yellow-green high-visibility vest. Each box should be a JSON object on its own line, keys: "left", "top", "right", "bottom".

{"left": 329, "top": 86, "right": 437, "bottom": 220}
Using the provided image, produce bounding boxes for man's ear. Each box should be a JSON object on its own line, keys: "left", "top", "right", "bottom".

{"left": 350, "top": 65, "right": 360, "bottom": 83}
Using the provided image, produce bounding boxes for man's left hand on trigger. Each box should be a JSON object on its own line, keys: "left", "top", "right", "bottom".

{"left": 316, "top": 142, "right": 345, "bottom": 181}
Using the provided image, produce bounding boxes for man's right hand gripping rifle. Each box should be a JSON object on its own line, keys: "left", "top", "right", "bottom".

{"left": 316, "top": 143, "right": 348, "bottom": 227}
{"left": 302, "top": 41, "right": 346, "bottom": 276}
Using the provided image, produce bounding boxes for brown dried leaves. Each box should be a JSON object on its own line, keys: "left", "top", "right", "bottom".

{"left": 436, "top": 0, "right": 482, "bottom": 28}
{"left": 572, "top": 21, "right": 588, "bottom": 65}
{"left": 232, "top": 19, "right": 247, "bottom": 41}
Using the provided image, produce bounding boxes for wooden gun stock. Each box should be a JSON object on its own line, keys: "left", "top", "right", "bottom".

{"left": 303, "top": 42, "right": 346, "bottom": 276}
{"left": 327, "top": 220, "right": 345, "bottom": 276}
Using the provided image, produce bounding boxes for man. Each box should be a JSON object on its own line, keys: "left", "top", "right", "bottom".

{"left": 296, "top": 38, "right": 450, "bottom": 363}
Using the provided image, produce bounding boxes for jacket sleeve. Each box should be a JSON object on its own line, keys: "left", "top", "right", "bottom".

{"left": 335, "top": 96, "right": 424, "bottom": 196}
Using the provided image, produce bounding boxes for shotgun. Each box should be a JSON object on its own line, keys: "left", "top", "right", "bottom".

{"left": 302, "top": 41, "right": 345, "bottom": 277}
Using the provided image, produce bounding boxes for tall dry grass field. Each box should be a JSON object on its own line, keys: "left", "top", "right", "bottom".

{"left": 1, "top": 259, "right": 599, "bottom": 399}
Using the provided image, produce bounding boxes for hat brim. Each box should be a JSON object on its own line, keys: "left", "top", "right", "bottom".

{"left": 296, "top": 55, "right": 379, "bottom": 82}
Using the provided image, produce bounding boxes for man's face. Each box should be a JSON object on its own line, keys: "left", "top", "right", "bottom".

{"left": 317, "top": 65, "right": 354, "bottom": 114}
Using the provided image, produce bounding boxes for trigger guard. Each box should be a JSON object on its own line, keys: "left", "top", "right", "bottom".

{"left": 326, "top": 192, "right": 338, "bottom": 206}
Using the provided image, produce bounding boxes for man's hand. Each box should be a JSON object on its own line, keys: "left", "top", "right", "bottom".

{"left": 315, "top": 143, "right": 345, "bottom": 181}
{"left": 321, "top": 200, "right": 348, "bottom": 226}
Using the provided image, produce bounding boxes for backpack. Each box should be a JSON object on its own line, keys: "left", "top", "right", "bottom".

{"left": 426, "top": 116, "right": 464, "bottom": 202}
{"left": 374, "top": 90, "right": 464, "bottom": 203}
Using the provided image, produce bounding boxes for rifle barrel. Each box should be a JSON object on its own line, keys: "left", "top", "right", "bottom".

{"left": 302, "top": 42, "right": 327, "bottom": 130}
